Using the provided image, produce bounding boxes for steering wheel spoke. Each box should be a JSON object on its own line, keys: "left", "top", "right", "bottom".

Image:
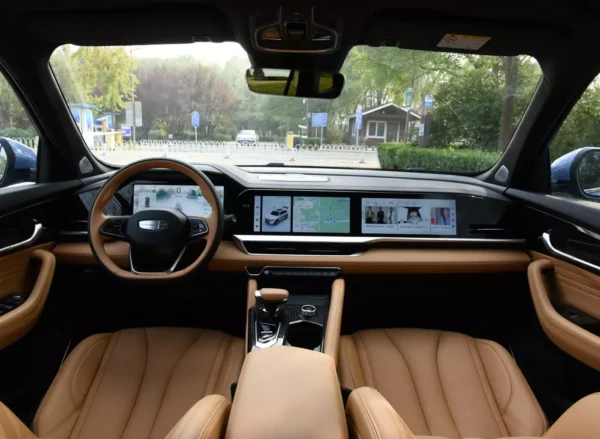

{"left": 188, "top": 216, "right": 209, "bottom": 240}
{"left": 100, "top": 216, "right": 130, "bottom": 241}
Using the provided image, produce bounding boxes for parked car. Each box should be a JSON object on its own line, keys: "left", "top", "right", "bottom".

{"left": 264, "top": 207, "right": 289, "bottom": 225}
{"left": 236, "top": 129, "right": 259, "bottom": 144}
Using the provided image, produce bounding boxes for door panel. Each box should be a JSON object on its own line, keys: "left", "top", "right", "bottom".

{"left": 0, "top": 244, "right": 55, "bottom": 349}
{"left": 528, "top": 256, "right": 600, "bottom": 371}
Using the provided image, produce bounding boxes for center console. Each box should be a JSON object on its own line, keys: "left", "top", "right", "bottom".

{"left": 245, "top": 267, "right": 345, "bottom": 364}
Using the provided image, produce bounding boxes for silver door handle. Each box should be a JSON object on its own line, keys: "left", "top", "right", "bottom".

{"left": 542, "top": 232, "right": 600, "bottom": 272}
{"left": 0, "top": 223, "right": 43, "bottom": 256}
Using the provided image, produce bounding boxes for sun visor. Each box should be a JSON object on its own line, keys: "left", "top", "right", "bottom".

{"left": 362, "top": 11, "right": 571, "bottom": 57}
{"left": 24, "top": 5, "right": 234, "bottom": 46}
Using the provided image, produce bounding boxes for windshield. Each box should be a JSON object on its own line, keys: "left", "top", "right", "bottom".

{"left": 49, "top": 43, "right": 541, "bottom": 173}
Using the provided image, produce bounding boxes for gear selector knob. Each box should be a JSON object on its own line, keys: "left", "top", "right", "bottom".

{"left": 255, "top": 288, "right": 289, "bottom": 318}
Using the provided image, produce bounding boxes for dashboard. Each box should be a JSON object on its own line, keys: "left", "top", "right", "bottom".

{"left": 61, "top": 164, "right": 527, "bottom": 272}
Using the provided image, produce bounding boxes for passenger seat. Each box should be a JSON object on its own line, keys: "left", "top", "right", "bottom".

{"left": 339, "top": 328, "right": 547, "bottom": 438}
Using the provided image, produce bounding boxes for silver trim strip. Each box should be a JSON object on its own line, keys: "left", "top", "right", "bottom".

{"left": 129, "top": 245, "right": 187, "bottom": 275}
{"left": 542, "top": 232, "right": 600, "bottom": 273}
{"left": 0, "top": 223, "right": 43, "bottom": 256}
{"left": 575, "top": 225, "right": 600, "bottom": 242}
{"left": 234, "top": 234, "right": 525, "bottom": 246}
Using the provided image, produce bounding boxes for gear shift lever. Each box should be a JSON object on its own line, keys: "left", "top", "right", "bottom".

{"left": 255, "top": 288, "right": 289, "bottom": 319}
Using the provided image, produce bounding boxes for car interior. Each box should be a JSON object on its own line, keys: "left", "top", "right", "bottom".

{"left": 1, "top": 1, "right": 600, "bottom": 439}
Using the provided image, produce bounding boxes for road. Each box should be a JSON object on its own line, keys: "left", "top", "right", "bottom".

{"left": 93, "top": 148, "right": 380, "bottom": 168}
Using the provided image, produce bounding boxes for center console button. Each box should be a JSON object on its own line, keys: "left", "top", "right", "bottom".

{"left": 300, "top": 304, "right": 317, "bottom": 319}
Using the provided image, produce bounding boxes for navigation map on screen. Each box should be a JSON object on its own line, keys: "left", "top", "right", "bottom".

{"left": 292, "top": 197, "right": 350, "bottom": 233}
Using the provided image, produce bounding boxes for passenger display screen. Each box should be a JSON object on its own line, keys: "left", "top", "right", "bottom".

{"left": 292, "top": 197, "right": 350, "bottom": 233}
{"left": 362, "top": 198, "right": 456, "bottom": 235}
{"left": 133, "top": 184, "right": 224, "bottom": 216}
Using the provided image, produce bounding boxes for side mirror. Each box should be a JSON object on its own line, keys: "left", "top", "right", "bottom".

{"left": 246, "top": 68, "right": 344, "bottom": 99}
{"left": 0, "top": 137, "right": 36, "bottom": 188}
{"left": 551, "top": 147, "right": 600, "bottom": 200}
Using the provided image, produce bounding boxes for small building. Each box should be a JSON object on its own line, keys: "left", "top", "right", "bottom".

{"left": 345, "top": 102, "right": 421, "bottom": 146}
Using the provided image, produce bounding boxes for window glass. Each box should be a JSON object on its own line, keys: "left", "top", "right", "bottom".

{"left": 49, "top": 43, "right": 541, "bottom": 173}
{"left": 550, "top": 76, "right": 600, "bottom": 203}
{"left": 0, "top": 73, "right": 38, "bottom": 188}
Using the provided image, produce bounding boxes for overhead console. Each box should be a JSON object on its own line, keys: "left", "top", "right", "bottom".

{"left": 233, "top": 189, "right": 524, "bottom": 256}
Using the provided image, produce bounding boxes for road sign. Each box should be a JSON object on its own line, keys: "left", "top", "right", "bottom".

{"left": 355, "top": 105, "right": 363, "bottom": 130}
{"left": 191, "top": 111, "right": 200, "bottom": 128}
{"left": 406, "top": 89, "right": 413, "bottom": 106}
{"left": 121, "top": 124, "right": 131, "bottom": 137}
{"left": 419, "top": 124, "right": 425, "bottom": 137}
{"left": 311, "top": 112, "right": 328, "bottom": 127}
{"left": 125, "top": 101, "right": 143, "bottom": 127}
{"left": 424, "top": 94, "right": 434, "bottom": 109}
{"left": 168, "top": 134, "right": 173, "bottom": 140}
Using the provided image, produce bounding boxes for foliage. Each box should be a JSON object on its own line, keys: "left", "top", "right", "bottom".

{"left": 378, "top": 142, "right": 501, "bottom": 172}
{"left": 550, "top": 82, "right": 600, "bottom": 162}
{"left": 0, "top": 127, "right": 37, "bottom": 138}
{"left": 0, "top": 76, "right": 36, "bottom": 133}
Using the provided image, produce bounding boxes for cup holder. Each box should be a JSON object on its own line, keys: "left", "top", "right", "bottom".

{"left": 286, "top": 320, "right": 323, "bottom": 350}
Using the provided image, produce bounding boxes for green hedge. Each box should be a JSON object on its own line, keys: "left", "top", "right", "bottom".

{"left": 378, "top": 142, "right": 501, "bottom": 172}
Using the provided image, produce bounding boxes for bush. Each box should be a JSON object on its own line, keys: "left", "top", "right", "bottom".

{"left": 378, "top": 142, "right": 501, "bottom": 172}
{"left": 0, "top": 127, "right": 36, "bottom": 139}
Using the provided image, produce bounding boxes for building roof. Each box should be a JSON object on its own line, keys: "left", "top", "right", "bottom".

{"left": 345, "top": 102, "right": 421, "bottom": 120}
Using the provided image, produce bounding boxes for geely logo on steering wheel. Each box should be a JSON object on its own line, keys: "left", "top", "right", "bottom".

{"left": 138, "top": 220, "right": 169, "bottom": 231}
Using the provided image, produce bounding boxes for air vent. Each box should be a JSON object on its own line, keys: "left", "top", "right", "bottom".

{"left": 242, "top": 240, "right": 364, "bottom": 256}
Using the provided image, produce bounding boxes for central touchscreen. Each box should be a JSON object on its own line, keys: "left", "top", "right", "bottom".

{"left": 133, "top": 184, "right": 224, "bottom": 216}
{"left": 362, "top": 198, "right": 457, "bottom": 235}
{"left": 254, "top": 195, "right": 350, "bottom": 233}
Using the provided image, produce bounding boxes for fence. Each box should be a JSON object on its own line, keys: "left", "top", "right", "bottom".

{"left": 11, "top": 138, "right": 379, "bottom": 166}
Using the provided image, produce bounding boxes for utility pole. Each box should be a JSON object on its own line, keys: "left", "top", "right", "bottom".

{"left": 404, "top": 72, "right": 414, "bottom": 143}
{"left": 130, "top": 46, "right": 136, "bottom": 142}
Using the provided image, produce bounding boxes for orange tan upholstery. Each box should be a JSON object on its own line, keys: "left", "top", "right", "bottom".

{"left": 339, "top": 329, "right": 547, "bottom": 439}
{"left": 346, "top": 387, "right": 600, "bottom": 439}
{"left": 33, "top": 328, "right": 243, "bottom": 439}
{"left": 164, "top": 394, "right": 231, "bottom": 439}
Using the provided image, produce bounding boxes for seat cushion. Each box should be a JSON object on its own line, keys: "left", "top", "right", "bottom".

{"left": 33, "top": 328, "right": 244, "bottom": 439}
{"left": 339, "top": 329, "right": 547, "bottom": 439}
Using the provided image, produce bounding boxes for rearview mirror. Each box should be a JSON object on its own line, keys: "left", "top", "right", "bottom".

{"left": 551, "top": 147, "right": 600, "bottom": 200}
{"left": 246, "top": 68, "right": 344, "bottom": 99}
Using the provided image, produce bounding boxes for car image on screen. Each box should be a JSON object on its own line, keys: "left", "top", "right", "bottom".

{"left": 264, "top": 207, "right": 289, "bottom": 225}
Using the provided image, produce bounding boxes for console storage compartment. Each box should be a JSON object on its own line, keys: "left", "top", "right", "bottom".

{"left": 226, "top": 346, "right": 348, "bottom": 439}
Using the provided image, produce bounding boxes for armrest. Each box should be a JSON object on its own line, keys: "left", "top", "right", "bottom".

{"left": 0, "top": 401, "right": 37, "bottom": 439}
{"left": 544, "top": 393, "right": 600, "bottom": 439}
{"left": 528, "top": 259, "right": 600, "bottom": 371}
{"left": 0, "top": 249, "right": 56, "bottom": 349}
{"left": 225, "top": 346, "right": 347, "bottom": 439}
{"left": 346, "top": 387, "right": 416, "bottom": 439}
{"left": 164, "top": 395, "right": 231, "bottom": 439}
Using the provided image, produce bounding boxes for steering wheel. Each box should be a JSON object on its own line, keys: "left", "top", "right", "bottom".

{"left": 89, "top": 159, "right": 223, "bottom": 280}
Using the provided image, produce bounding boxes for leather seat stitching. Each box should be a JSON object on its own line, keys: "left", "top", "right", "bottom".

{"left": 202, "top": 333, "right": 229, "bottom": 398}
{"left": 465, "top": 336, "right": 507, "bottom": 437}
{"left": 435, "top": 331, "right": 461, "bottom": 439}
{"left": 356, "top": 391, "right": 384, "bottom": 439}
{"left": 72, "top": 331, "right": 120, "bottom": 439}
{"left": 147, "top": 330, "right": 205, "bottom": 437}
{"left": 119, "top": 328, "right": 149, "bottom": 439}
{"left": 344, "top": 339, "right": 359, "bottom": 388}
{"left": 196, "top": 398, "right": 228, "bottom": 439}
{"left": 355, "top": 333, "right": 378, "bottom": 389}
{"left": 383, "top": 329, "right": 431, "bottom": 436}
{"left": 475, "top": 341, "right": 513, "bottom": 416}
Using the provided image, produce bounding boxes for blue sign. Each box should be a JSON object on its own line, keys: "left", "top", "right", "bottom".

{"left": 355, "top": 105, "right": 363, "bottom": 130}
{"left": 121, "top": 125, "right": 132, "bottom": 136}
{"left": 191, "top": 111, "right": 200, "bottom": 128}
{"left": 311, "top": 112, "right": 328, "bottom": 127}
{"left": 424, "top": 94, "right": 434, "bottom": 109}
{"left": 406, "top": 90, "right": 413, "bottom": 106}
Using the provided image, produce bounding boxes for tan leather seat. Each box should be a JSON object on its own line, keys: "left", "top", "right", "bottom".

{"left": 339, "top": 329, "right": 547, "bottom": 439}
{"left": 32, "top": 327, "right": 244, "bottom": 439}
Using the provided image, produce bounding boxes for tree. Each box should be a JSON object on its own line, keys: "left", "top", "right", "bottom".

{"left": 498, "top": 56, "right": 519, "bottom": 151}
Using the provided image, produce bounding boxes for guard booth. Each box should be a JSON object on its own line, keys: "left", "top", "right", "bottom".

{"left": 68, "top": 104, "right": 97, "bottom": 147}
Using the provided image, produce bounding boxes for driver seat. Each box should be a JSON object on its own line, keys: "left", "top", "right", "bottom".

{"left": 31, "top": 327, "right": 244, "bottom": 439}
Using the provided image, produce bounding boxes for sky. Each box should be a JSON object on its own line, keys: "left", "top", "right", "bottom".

{"left": 134, "top": 42, "right": 250, "bottom": 67}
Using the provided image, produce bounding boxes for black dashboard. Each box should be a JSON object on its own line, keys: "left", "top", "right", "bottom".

{"left": 67, "top": 164, "right": 525, "bottom": 256}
